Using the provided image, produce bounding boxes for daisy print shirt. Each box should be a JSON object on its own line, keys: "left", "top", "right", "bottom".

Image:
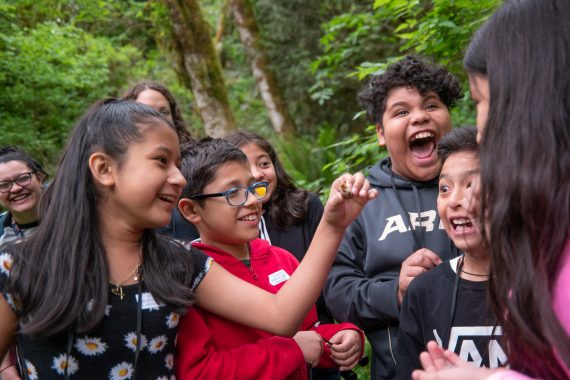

{"left": 0, "top": 248, "right": 212, "bottom": 379}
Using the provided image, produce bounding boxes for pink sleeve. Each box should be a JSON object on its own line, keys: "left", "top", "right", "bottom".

{"left": 552, "top": 237, "right": 570, "bottom": 336}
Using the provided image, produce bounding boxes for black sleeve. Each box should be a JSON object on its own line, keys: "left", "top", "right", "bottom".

{"left": 189, "top": 246, "right": 213, "bottom": 291}
{"left": 396, "top": 281, "right": 425, "bottom": 380}
{"left": 324, "top": 217, "right": 400, "bottom": 329}
{"left": 305, "top": 193, "right": 324, "bottom": 239}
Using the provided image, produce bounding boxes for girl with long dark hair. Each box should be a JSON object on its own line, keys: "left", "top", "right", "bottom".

{"left": 413, "top": 1, "right": 570, "bottom": 379}
{"left": 123, "top": 81, "right": 198, "bottom": 241}
{"left": 0, "top": 100, "right": 376, "bottom": 378}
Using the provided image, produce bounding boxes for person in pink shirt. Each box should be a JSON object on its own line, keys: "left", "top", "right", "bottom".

{"left": 412, "top": 0, "right": 570, "bottom": 379}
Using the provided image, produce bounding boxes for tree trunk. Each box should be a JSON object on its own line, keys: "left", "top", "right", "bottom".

{"left": 214, "top": 0, "right": 230, "bottom": 52}
{"left": 163, "top": 0, "right": 236, "bottom": 137}
{"left": 230, "top": 0, "right": 296, "bottom": 137}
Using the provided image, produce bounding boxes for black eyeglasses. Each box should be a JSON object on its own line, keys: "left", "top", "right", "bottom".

{"left": 0, "top": 172, "right": 35, "bottom": 193}
{"left": 190, "top": 181, "right": 269, "bottom": 207}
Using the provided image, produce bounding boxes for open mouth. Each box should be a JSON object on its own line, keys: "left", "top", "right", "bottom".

{"left": 158, "top": 194, "right": 177, "bottom": 204}
{"left": 239, "top": 214, "right": 258, "bottom": 222}
{"left": 9, "top": 193, "right": 31, "bottom": 202}
{"left": 450, "top": 217, "right": 474, "bottom": 232}
{"left": 409, "top": 131, "right": 436, "bottom": 159}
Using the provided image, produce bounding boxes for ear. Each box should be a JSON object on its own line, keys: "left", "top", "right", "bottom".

{"left": 89, "top": 152, "right": 116, "bottom": 188}
{"left": 178, "top": 198, "right": 202, "bottom": 225}
{"left": 376, "top": 124, "right": 386, "bottom": 147}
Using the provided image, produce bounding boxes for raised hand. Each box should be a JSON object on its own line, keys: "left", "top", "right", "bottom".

{"left": 412, "top": 341, "right": 496, "bottom": 380}
{"left": 398, "top": 248, "right": 442, "bottom": 304}
{"left": 323, "top": 173, "right": 378, "bottom": 231}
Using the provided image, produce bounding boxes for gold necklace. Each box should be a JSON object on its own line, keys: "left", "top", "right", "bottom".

{"left": 111, "top": 248, "right": 142, "bottom": 300}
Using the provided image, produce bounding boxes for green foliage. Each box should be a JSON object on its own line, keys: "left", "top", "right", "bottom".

{"left": 0, "top": 20, "right": 140, "bottom": 169}
{"left": 304, "top": 0, "right": 500, "bottom": 184}
{"left": 370, "top": 0, "right": 500, "bottom": 76}
{"left": 0, "top": 0, "right": 188, "bottom": 169}
{"left": 270, "top": 123, "right": 384, "bottom": 202}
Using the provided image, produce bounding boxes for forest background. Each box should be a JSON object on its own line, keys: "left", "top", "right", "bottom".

{"left": 1, "top": 0, "right": 501, "bottom": 194}
{"left": 1, "top": 1, "right": 500, "bottom": 376}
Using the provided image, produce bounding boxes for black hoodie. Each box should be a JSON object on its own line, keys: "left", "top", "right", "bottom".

{"left": 324, "top": 157, "right": 458, "bottom": 379}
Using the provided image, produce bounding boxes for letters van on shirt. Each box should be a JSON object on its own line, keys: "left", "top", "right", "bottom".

{"left": 378, "top": 210, "right": 444, "bottom": 241}
{"left": 433, "top": 326, "right": 508, "bottom": 368}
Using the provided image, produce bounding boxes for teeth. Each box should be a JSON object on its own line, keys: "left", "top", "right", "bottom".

{"left": 241, "top": 214, "right": 257, "bottom": 221}
{"left": 411, "top": 131, "right": 435, "bottom": 141}
{"left": 10, "top": 194, "right": 29, "bottom": 201}
{"left": 158, "top": 194, "right": 176, "bottom": 202}
{"left": 452, "top": 218, "right": 471, "bottom": 225}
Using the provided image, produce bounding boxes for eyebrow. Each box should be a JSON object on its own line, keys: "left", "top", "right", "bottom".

{"left": 386, "top": 94, "right": 441, "bottom": 111}
{"left": 439, "top": 168, "right": 480, "bottom": 180}
{"left": 223, "top": 176, "right": 256, "bottom": 189}
{"left": 155, "top": 146, "right": 174, "bottom": 155}
{"left": 385, "top": 100, "right": 410, "bottom": 111}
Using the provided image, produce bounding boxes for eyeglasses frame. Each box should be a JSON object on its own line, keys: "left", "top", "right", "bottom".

{"left": 0, "top": 171, "right": 37, "bottom": 193}
{"left": 189, "top": 181, "right": 269, "bottom": 207}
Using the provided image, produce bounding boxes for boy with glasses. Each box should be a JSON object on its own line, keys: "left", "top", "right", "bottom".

{"left": 174, "top": 138, "right": 365, "bottom": 380}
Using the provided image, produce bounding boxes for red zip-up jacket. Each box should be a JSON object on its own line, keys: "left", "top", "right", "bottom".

{"left": 175, "top": 238, "right": 364, "bottom": 380}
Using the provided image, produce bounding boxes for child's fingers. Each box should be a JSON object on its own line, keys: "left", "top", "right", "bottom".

{"left": 329, "top": 340, "right": 360, "bottom": 358}
{"left": 419, "top": 351, "right": 437, "bottom": 372}
{"left": 443, "top": 349, "right": 468, "bottom": 367}
{"left": 333, "top": 174, "right": 355, "bottom": 199}
{"left": 331, "top": 347, "right": 361, "bottom": 369}
{"left": 426, "top": 341, "right": 448, "bottom": 371}
{"left": 349, "top": 172, "right": 365, "bottom": 194}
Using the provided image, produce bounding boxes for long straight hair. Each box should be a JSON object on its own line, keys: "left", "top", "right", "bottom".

{"left": 465, "top": 1, "right": 570, "bottom": 378}
{"left": 8, "top": 100, "right": 196, "bottom": 337}
{"left": 224, "top": 130, "right": 310, "bottom": 228}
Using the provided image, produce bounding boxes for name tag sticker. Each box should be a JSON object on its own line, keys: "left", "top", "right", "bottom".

{"left": 135, "top": 292, "right": 164, "bottom": 311}
{"left": 268, "top": 269, "right": 290, "bottom": 286}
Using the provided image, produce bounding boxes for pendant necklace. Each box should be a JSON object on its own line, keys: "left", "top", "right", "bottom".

{"left": 111, "top": 246, "right": 143, "bottom": 300}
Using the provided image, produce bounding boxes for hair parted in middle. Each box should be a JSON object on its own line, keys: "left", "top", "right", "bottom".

{"left": 437, "top": 125, "right": 479, "bottom": 166}
{"left": 357, "top": 55, "right": 463, "bottom": 127}
{"left": 8, "top": 99, "right": 196, "bottom": 338}
{"left": 224, "top": 130, "right": 312, "bottom": 228}
{"left": 179, "top": 137, "right": 249, "bottom": 204}
{"left": 123, "top": 81, "right": 193, "bottom": 143}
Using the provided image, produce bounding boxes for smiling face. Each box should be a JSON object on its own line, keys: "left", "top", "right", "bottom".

{"left": 379, "top": 86, "right": 452, "bottom": 181}
{"left": 191, "top": 161, "right": 262, "bottom": 258}
{"left": 239, "top": 142, "right": 276, "bottom": 205}
{"left": 437, "top": 151, "right": 483, "bottom": 256}
{"left": 102, "top": 122, "right": 185, "bottom": 230}
{"left": 135, "top": 89, "right": 174, "bottom": 124}
{"left": 468, "top": 74, "right": 490, "bottom": 143}
{"left": 0, "top": 160, "right": 44, "bottom": 224}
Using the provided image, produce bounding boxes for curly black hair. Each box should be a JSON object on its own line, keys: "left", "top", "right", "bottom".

{"left": 357, "top": 55, "right": 463, "bottom": 126}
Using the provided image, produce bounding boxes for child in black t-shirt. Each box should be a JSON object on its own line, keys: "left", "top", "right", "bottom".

{"left": 396, "top": 126, "right": 508, "bottom": 379}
